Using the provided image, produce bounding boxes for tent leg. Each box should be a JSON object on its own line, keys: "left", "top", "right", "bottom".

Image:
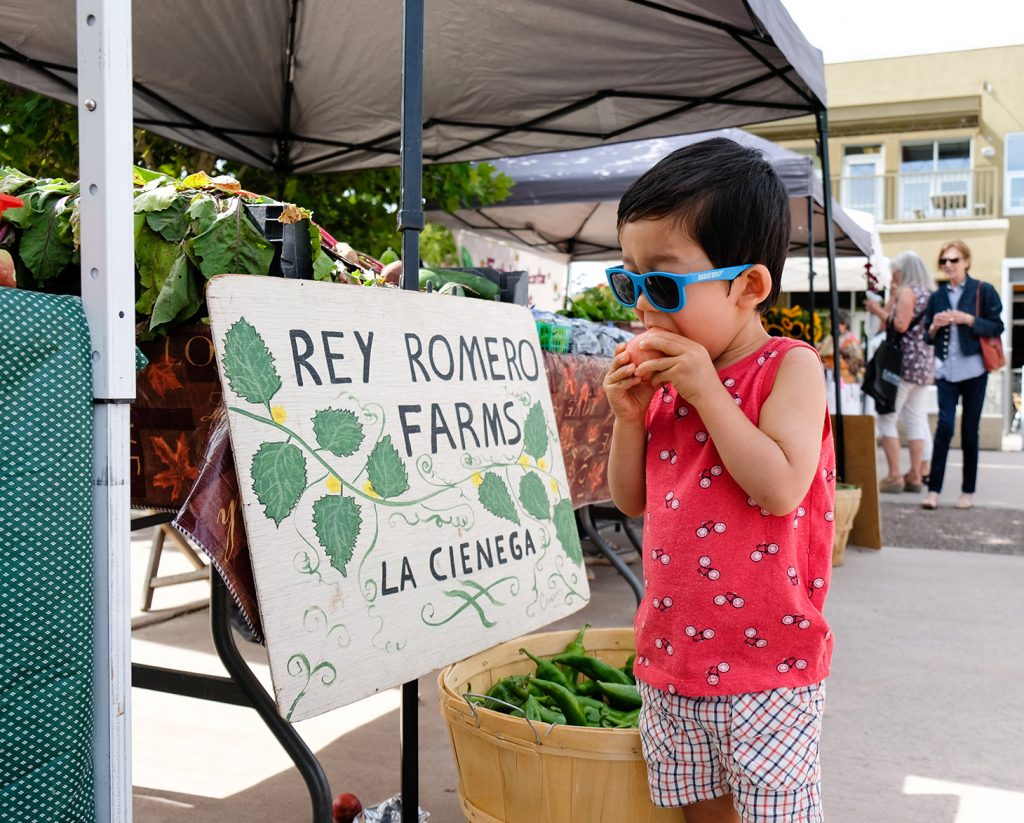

{"left": 816, "top": 108, "right": 847, "bottom": 480}
{"left": 78, "top": 1, "right": 136, "bottom": 820}
{"left": 807, "top": 196, "right": 815, "bottom": 344}
{"left": 398, "top": 3, "right": 425, "bottom": 822}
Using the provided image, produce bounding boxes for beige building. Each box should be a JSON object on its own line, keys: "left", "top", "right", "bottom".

{"left": 753, "top": 44, "right": 1024, "bottom": 439}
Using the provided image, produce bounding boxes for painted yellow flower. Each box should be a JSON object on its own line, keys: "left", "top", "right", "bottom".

{"left": 325, "top": 475, "right": 341, "bottom": 494}
{"left": 271, "top": 405, "right": 287, "bottom": 424}
{"left": 518, "top": 454, "right": 530, "bottom": 467}
{"left": 363, "top": 480, "right": 380, "bottom": 498}
{"left": 549, "top": 479, "right": 558, "bottom": 493}
{"left": 537, "top": 458, "right": 547, "bottom": 470}
{"left": 471, "top": 472, "right": 484, "bottom": 487}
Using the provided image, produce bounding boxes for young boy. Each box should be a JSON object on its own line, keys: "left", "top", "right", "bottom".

{"left": 604, "top": 138, "right": 835, "bottom": 823}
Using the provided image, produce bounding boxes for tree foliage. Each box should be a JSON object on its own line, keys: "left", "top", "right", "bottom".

{"left": 0, "top": 83, "right": 512, "bottom": 262}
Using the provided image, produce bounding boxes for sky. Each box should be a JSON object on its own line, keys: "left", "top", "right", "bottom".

{"left": 781, "top": 0, "right": 1023, "bottom": 63}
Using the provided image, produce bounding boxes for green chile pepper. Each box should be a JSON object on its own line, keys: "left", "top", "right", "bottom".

{"left": 520, "top": 648, "right": 574, "bottom": 692}
{"left": 600, "top": 705, "right": 642, "bottom": 728}
{"left": 623, "top": 653, "right": 637, "bottom": 683}
{"left": 521, "top": 694, "right": 545, "bottom": 722}
{"left": 576, "top": 695, "right": 607, "bottom": 712}
{"left": 574, "top": 679, "right": 601, "bottom": 698}
{"left": 485, "top": 674, "right": 530, "bottom": 712}
{"left": 584, "top": 705, "right": 602, "bottom": 726}
{"left": 595, "top": 681, "right": 643, "bottom": 710}
{"left": 551, "top": 653, "right": 633, "bottom": 686}
{"left": 560, "top": 623, "right": 590, "bottom": 685}
{"left": 529, "top": 677, "right": 588, "bottom": 727}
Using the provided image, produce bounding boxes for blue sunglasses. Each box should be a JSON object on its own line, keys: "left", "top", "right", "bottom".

{"left": 605, "top": 264, "right": 752, "bottom": 313}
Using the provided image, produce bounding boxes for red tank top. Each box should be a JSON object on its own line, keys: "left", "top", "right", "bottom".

{"left": 633, "top": 338, "right": 835, "bottom": 697}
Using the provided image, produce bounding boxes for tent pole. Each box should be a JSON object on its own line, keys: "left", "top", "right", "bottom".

{"left": 815, "top": 108, "right": 846, "bottom": 480}
{"left": 78, "top": 1, "right": 136, "bottom": 820}
{"left": 398, "top": 3, "right": 424, "bottom": 822}
{"left": 806, "top": 196, "right": 815, "bottom": 344}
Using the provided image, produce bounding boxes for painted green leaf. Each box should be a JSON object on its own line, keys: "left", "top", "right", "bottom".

{"left": 18, "top": 194, "right": 75, "bottom": 281}
{"left": 553, "top": 499, "right": 583, "bottom": 566}
{"left": 366, "top": 435, "right": 409, "bottom": 499}
{"left": 479, "top": 472, "right": 520, "bottom": 525}
{"left": 150, "top": 251, "right": 201, "bottom": 330}
{"left": 135, "top": 220, "right": 181, "bottom": 314}
{"left": 518, "top": 472, "right": 550, "bottom": 521}
{"left": 191, "top": 197, "right": 274, "bottom": 279}
{"left": 313, "top": 408, "right": 365, "bottom": 457}
{"left": 187, "top": 194, "right": 219, "bottom": 235}
{"left": 222, "top": 318, "right": 282, "bottom": 404}
{"left": 145, "top": 193, "right": 190, "bottom": 242}
{"left": 251, "top": 441, "right": 307, "bottom": 526}
{"left": 523, "top": 403, "right": 548, "bottom": 460}
{"left": 133, "top": 184, "right": 178, "bottom": 213}
{"left": 313, "top": 494, "right": 362, "bottom": 576}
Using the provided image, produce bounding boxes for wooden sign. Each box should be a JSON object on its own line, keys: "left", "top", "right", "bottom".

{"left": 207, "top": 276, "right": 589, "bottom": 721}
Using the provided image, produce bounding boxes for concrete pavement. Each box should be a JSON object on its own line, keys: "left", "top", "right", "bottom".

{"left": 131, "top": 446, "right": 1024, "bottom": 822}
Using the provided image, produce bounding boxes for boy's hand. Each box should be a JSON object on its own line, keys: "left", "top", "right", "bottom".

{"left": 633, "top": 330, "right": 717, "bottom": 404}
{"left": 604, "top": 343, "right": 655, "bottom": 424}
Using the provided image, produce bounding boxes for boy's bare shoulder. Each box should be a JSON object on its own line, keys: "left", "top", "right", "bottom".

{"left": 763, "top": 345, "right": 826, "bottom": 411}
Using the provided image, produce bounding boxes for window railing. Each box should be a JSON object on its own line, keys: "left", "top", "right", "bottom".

{"left": 832, "top": 168, "right": 997, "bottom": 223}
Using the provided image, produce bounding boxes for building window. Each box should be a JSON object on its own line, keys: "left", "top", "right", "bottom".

{"left": 841, "top": 145, "right": 883, "bottom": 220}
{"left": 899, "top": 138, "right": 971, "bottom": 219}
{"left": 1006, "top": 133, "right": 1024, "bottom": 216}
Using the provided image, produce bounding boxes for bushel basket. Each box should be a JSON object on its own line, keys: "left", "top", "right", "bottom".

{"left": 437, "top": 627, "right": 686, "bottom": 822}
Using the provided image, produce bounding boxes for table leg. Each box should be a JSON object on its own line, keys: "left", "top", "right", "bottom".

{"left": 209, "top": 571, "right": 333, "bottom": 822}
{"left": 577, "top": 505, "right": 644, "bottom": 606}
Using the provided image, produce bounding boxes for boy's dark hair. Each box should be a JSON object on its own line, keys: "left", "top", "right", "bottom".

{"left": 617, "top": 137, "right": 789, "bottom": 312}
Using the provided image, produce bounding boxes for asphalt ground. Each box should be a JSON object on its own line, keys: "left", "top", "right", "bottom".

{"left": 876, "top": 443, "right": 1024, "bottom": 555}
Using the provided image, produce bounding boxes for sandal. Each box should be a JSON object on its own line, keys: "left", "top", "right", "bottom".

{"left": 879, "top": 476, "right": 905, "bottom": 494}
{"left": 903, "top": 474, "right": 924, "bottom": 493}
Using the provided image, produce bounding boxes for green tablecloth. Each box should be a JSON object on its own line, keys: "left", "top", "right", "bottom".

{"left": 0, "top": 289, "right": 94, "bottom": 822}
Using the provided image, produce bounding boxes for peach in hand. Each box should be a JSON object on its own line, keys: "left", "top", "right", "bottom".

{"left": 624, "top": 332, "right": 665, "bottom": 378}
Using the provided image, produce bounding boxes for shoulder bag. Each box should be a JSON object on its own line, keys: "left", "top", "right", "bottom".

{"left": 976, "top": 284, "right": 1006, "bottom": 372}
{"left": 861, "top": 309, "right": 924, "bottom": 414}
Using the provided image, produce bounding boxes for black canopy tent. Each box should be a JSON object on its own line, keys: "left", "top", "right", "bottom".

{"left": 0, "top": 2, "right": 847, "bottom": 821}
{"left": 426, "top": 128, "right": 872, "bottom": 260}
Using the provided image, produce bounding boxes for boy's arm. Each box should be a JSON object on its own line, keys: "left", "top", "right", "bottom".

{"left": 607, "top": 418, "right": 647, "bottom": 518}
{"left": 689, "top": 347, "right": 826, "bottom": 515}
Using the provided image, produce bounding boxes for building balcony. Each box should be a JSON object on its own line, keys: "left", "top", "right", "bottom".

{"left": 832, "top": 168, "right": 997, "bottom": 224}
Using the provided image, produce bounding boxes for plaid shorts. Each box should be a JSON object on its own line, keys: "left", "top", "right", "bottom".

{"left": 637, "top": 680, "right": 825, "bottom": 821}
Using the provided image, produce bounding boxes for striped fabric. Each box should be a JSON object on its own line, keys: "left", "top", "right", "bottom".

{"left": 638, "top": 680, "right": 825, "bottom": 821}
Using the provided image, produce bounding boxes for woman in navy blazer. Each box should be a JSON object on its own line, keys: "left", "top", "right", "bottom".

{"left": 921, "top": 240, "right": 1004, "bottom": 509}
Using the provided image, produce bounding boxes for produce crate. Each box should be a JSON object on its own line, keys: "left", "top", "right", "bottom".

{"left": 438, "top": 628, "right": 686, "bottom": 823}
{"left": 444, "top": 266, "right": 528, "bottom": 305}
{"left": 243, "top": 203, "right": 313, "bottom": 279}
{"left": 535, "top": 320, "right": 572, "bottom": 354}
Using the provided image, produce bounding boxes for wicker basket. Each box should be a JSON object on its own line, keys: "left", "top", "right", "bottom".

{"left": 832, "top": 485, "right": 862, "bottom": 566}
{"left": 437, "top": 628, "right": 686, "bottom": 822}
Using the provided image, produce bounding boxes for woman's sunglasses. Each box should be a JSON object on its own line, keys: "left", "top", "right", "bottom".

{"left": 605, "top": 264, "right": 751, "bottom": 313}
{"left": 938, "top": 257, "right": 962, "bottom": 265}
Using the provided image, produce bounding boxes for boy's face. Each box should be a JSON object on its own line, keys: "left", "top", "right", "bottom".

{"left": 618, "top": 217, "right": 748, "bottom": 359}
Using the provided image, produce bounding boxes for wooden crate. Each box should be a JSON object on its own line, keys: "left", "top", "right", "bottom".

{"left": 437, "top": 628, "right": 685, "bottom": 823}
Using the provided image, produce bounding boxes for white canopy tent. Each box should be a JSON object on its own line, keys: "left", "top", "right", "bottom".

{"left": 0, "top": 2, "right": 846, "bottom": 820}
{"left": 429, "top": 129, "right": 873, "bottom": 261}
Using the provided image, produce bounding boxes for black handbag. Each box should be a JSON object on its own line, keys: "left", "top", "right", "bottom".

{"left": 862, "top": 310, "right": 924, "bottom": 414}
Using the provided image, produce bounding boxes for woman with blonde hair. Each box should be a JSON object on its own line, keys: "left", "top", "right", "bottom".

{"left": 921, "top": 240, "right": 1004, "bottom": 509}
{"left": 866, "top": 251, "right": 935, "bottom": 492}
